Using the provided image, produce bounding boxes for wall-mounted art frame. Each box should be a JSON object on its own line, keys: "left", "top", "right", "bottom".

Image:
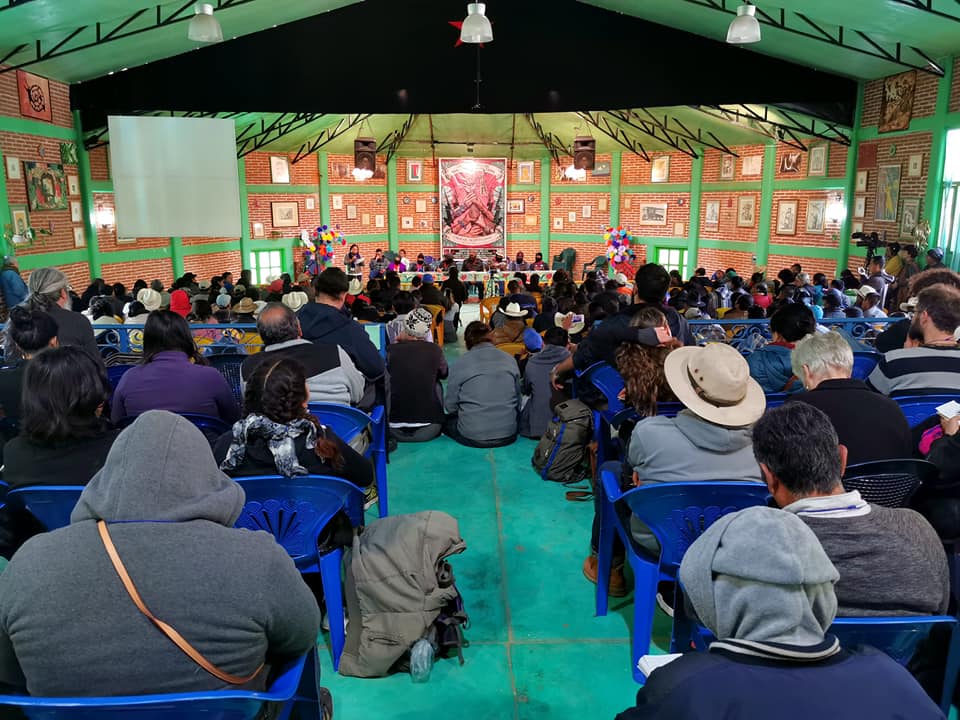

{"left": 270, "top": 155, "right": 290, "bottom": 184}
{"left": 23, "top": 161, "right": 67, "bottom": 210}
{"left": 271, "top": 201, "right": 299, "bottom": 227}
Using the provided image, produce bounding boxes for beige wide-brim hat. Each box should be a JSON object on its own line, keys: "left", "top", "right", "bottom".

{"left": 137, "top": 287, "right": 162, "bottom": 312}
{"left": 555, "top": 312, "right": 585, "bottom": 335}
{"left": 282, "top": 291, "right": 309, "bottom": 312}
{"left": 235, "top": 297, "right": 257, "bottom": 314}
{"left": 663, "top": 343, "right": 766, "bottom": 427}
{"left": 347, "top": 278, "right": 363, "bottom": 295}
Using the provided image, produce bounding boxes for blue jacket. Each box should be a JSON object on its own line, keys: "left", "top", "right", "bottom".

{"left": 0, "top": 269, "right": 27, "bottom": 309}
{"left": 297, "top": 302, "right": 385, "bottom": 380}
{"left": 746, "top": 343, "right": 801, "bottom": 394}
{"left": 616, "top": 648, "right": 945, "bottom": 720}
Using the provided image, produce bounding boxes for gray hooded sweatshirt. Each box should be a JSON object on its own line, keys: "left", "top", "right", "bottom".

{"left": 0, "top": 410, "right": 320, "bottom": 697}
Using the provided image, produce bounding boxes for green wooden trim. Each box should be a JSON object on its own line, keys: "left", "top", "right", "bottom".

{"left": 701, "top": 181, "right": 763, "bottom": 192}
{"left": 756, "top": 144, "right": 777, "bottom": 267}
{"left": 508, "top": 183, "right": 539, "bottom": 191}
{"left": 946, "top": 110, "right": 960, "bottom": 129}
{"left": 99, "top": 246, "right": 172, "bottom": 264}
{"left": 687, "top": 154, "right": 703, "bottom": 270}
{"left": 768, "top": 244, "right": 839, "bottom": 260}
{"left": 182, "top": 240, "right": 241, "bottom": 256}
{"left": 74, "top": 110, "right": 100, "bottom": 279}
{"left": 395, "top": 233, "right": 438, "bottom": 243}
{"left": 245, "top": 184, "right": 318, "bottom": 195}
{"left": 247, "top": 237, "right": 298, "bottom": 259}
{"left": 318, "top": 152, "right": 330, "bottom": 226}
{"left": 539, "top": 154, "right": 551, "bottom": 259}
{"left": 397, "top": 184, "right": 438, "bottom": 192}
{"left": 548, "top": 184, "right": 611, "bottom": 193}
{"left": 508, "top": 233, "right": 540, "bottom": 240}
{"left": 386, "top": 157, "right": 399, "bottom": 253}
{"left": 345, "top": 233, "right": 389, "bottom": 243}
{"left": 645, "top": 236, "right": 688, "bottom": 248}
{"left": 772, "top": 178, "right": 846, "bottom": 191}
{"left": 89, "top": 180, "right": 114, "bottom": 193}
{"left": 621, "top": 182, "right": 691, "bottom": 193}
{"left": 548, "top": 232, "right": 607, "bottom": 243}
{"left": 327, "top": 184, "right": 387, "bottom": 194}
{"left": 0, "top": 116, "right": 73, "bottom": 141}
{"left": 0, "top": 144, "right": 10, "bottom": 257}
{"left": 237, "top": 157, "right": 251, "bottom": 268}
{"left": 699, "top": 239, "right": 757, "bottom": 251}
{"left": 170, "top": 237, "right": 184, "bottom": 277}
{"left": 609, "top": 152, "right": 622, "bottom": 230}
{"left": 925, "top": 59, "right": 954, "bottom": 244}
{"left": 18, "top": 249, "right": 88, "bottom": 270}
{"left": 838, "top": 80, "right": 865, "bottom": 274}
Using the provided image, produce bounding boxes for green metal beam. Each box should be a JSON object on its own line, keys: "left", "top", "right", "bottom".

{"left": 182, "top": 240, "right": 241, "bottom": 256}
{"left": 18, "top": 249, "right": 87, "bottom": 270}
{"left": 386, "top": 156, "right": 399, "bottom": 253}
{"left": 170, "top": 237, "right": 184, "bottom": 278}
{"left": 688, "top": 154, "right": 703, "bottom": 270}
{"left": 539, "top": 153, "right": 551, "bottom": 260}
{"left": 756, "top": 144, "right": 777, "bottom": 269}
{"left": 609, "top": 152, "right": 622, "bottom": 229}
{"left": 74, "top": 109, "right": 100, "bottom": 279}
{"left": 89, "top": 180, "right": 113, "bottom": 193}
{"left": 838, "top": 81, "right": 865, "bottom": 275}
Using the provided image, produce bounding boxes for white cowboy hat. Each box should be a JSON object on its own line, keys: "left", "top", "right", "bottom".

{"left": 503, "top": 302, "right": 528, "bottom": 319}
{"left": 663, "top": 343, "right": 766, "bottom": 427}
{"left": 555, "top": 311, "right": 585, "bottom": 335}
{"left": 347, "top": 278, "right": 363, "bottom": 295}
{"left": 282, "top": 291, "right": 309, "bottom": 312}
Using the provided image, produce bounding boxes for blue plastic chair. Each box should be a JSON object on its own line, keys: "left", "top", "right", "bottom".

{"left": 842, "top": 458, "right": 939, "bottom": 508}
{"left": 851, "top": 351, "right": 880, "bottom": 380}
{"left": 308, "top": 402, "right": 388, "bottom": 518}
{"left": 9, "top": 485, "right": 84, "bottom": 531}
{"left": 0, "top": 648, "right": 326, "bottom": 719}
{"left": 208, "top": 355, "right": 246, "bottom": 408}
{"left": 106, "top": 364, "right": 135, "bottom": 390}
{"left": 233, "top": 475, "right": 363, "bottom": 671}
{"left": 894, "top": 394, "right": 960, "bottom": 428}
{"left": 595, "top": 471, "right": 769, "bottom": 683}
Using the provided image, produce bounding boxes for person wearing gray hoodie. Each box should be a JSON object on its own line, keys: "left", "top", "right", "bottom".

{"left": 519, "top": 327, "right": 570, "bottom": 438}
{"left": 0, "top": 411, "right": 320, "bottom": 697}
{"left": 615, "top": 507, "right": 945, "bottom": 720}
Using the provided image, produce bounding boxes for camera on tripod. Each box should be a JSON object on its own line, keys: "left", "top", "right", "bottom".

{"left": 852, "top": 231, "right": 887, "bottom": 262}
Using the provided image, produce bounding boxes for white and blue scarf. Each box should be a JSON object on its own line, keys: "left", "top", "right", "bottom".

{"left": 220, "top": 414, "right": 318, "bottom": 477}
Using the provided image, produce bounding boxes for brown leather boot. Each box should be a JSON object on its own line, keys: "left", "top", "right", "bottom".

{"left": 582, "top": 555, "right": 628, "bottom": 597}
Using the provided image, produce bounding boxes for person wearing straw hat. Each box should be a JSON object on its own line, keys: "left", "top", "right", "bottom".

{"left": 233, "top": 297, "right": 257, "bottom": 322}
{"left": 281, "top": 291, "right": 309, "bottom": 314}
{"left": 583, "top": 343, "right": 764, "bottom": 598}
{"left": 490, "top": 301, "right": 529, "bottom": 346}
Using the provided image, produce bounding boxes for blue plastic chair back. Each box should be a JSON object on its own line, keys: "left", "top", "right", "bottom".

{"left": 851, "top": 351, "right": 880, "bottom": 380}
{"left": 831, "top": 615, "right": 955, "bottom": 665}
{"left": 657, "top": 393, "right": 787, "bottom": 418}
{"left": 306, "top": 403, "right": 370, "bottom": 444}
{"left": 9, "top": 485, "right": 84, "bottom": 531}
{"left": 842, "top": 459, "right": 938, "bottom": 508}
{"left": 208, "top": 355, "right": 246, "bottom": 408}
{"left": 106, "top": 364, "right": 135, "bottom": 390}
{"left": 895, "top": 394, "right": 960, "bottom": 427}
{"left": 0, "top": 650, "right": 323, "bottom": 720}
{"left": 578, "top": 362, "right": 634, "bottom": 425}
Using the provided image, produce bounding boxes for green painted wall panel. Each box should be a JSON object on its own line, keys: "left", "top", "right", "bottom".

{"left": 0, "top": 116, "right": 73, "bottom": 140}
{"left": 773, "top": 179, "right": 846, "bottom": 191}
{"left": 182, "top": 240, "right": 241, "bottom": 256}
{"left": 74, "top": 110, "right": 100, "bottom": 278}
{"left": 701, "top": 181, "right": 763, "bottom": 192}
{"left": 609, "top": 153, "right": 621, "bottom": 230}
{"left": 548, "top": 184, "right": 611, "bottom": 193}
{"left": 89, "top": 180, "right": 114, "bottom": 193}
{"left": 386, "top": 157, "right": 399, "bottom": 253}
{"left": 18, "top": 249, "right": 88, "bottom": 271}
{"left": 539, "top": 154, "right": 551, "bottom": 259}
{"left": 0, "top": 144, "right": 10, "bottom": 257}
{"left": 768, "top": 244, "right": 840, "bottom": 260}
{"left": 756, "top": 144, "right": 777, "bottom": 267}
{"left": 838, "top": 81, "right": 865, "bottom": 274}
{"left": 621, "top": 182, "right": 690, "bottom": 193}
{"left": 98, "top": 246, "right": 172, "bottom": 264}
{"left": 237, "top": 157, "right": 252, "bottom": 266}
{"left": 328, "top": 184, "right": 387, "bottom": 194}
{"left": 246, "top": 184, "right": 319, "bottom": 195}
{"left": 687, "top": 154, "right": 703, "bottom": 269}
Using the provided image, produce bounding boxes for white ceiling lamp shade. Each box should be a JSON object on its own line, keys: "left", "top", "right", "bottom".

{"left": 460, "top": 3, "right": 493, "bottom": 44}
{"left": 188, "top": 3, "right": 224, "bottom": 43}
{"left": 726, "top": 3, "right": 761, "bottom": 45}
{"left": 351, "top": 167, "right": 374, "bottom": 181}
{"left": 564, "top": 165, "right": 586, "bottom": 181}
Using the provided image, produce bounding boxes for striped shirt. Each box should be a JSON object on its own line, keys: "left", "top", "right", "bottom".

{"left": 866, "top": 344, "right": 960, "bottom": 395}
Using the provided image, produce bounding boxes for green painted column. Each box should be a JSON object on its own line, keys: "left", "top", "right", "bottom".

{"left": 539, "top": 153, "right": 551, "bottom": 259}
{"left": 237, "top": 156, "right": 251, "bottom": 270}
{"left": 838, "top": 81, "right": 865, "bottom": 275}
{"left": 0, "top": 145, "right": 11, "bottom": 257}
{"left": 318, "top": 151, "right": 330, "bottom": 225}
{"left": 687, "top": 153, "right": 703, "bottom": 272}
{"left": 925, "top": 58, "right": 954, "bottom": 249}
{"left": 756, "top": 144, "right": 777, "bottom": 269}
{"left": 609, "top": 151, "right": 622, "bottom": 228}
{"left": 170, "top": 237, "right": 184, "bottom": 278}
{"left": 74, "top": 110, "right": 101, "bottom": 278}
{"left": 386, "top": 155, "right": 399, "bottom": 252}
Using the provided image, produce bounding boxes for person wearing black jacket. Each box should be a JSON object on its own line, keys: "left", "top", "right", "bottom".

{"left": 440, "top": 267, "right": 468, "bottom": 306}
{"left": 386, "top": 308, "right": 448, "bottom": 442}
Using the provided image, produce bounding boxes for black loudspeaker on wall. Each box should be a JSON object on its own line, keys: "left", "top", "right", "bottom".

{"left": 573, "top": 136, "right": 596, "bottom": 171}
{"left": 354, "top": 138, "right": 377, "bottom": 171}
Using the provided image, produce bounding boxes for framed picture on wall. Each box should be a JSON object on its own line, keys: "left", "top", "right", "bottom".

{"left": 737, "top": 196, "right": 756, "bottom": 227}
{"left": 901, "top": 198, "right": 920, "bottom": 236}
{"left": 270, "top": 156, "right": 290, "bottom": 184}
{"left": 742, "top": 155, "right": 762, "bottom": 177}
{"left": 568, "top": 211, "right": 577, "bottom": 223}
{"left": 346, "top": 204, "right": 358, "bottom": 220}
{"left": 10, "top": 205, "right": 29, "bottom": 239}
{"left": 779, "top": 152, "right": 802, "bottom": 174}
{"left": 852, "top": 221, "right": 863, "bottom": 235}
{"left": 854, "top": 196, "right": 866, "bottom": 218}
{"left": 17, "top": 70, "right": 51, "bottom": 122}
{"left": 553, "top": 216, "right": 564, "bottom": 230}
{"left": 73, "top": 227, "right": 85, "bottom": 248}
{"left": 806, "top": 200, "right": 826, "bottom": 233}
{"left": 592, "top": 161, "right": 611, "bottom": 178}
{"left": 5, "top": 156, "right": 20, "bottom": 180}
{"left": 879, "top": 70, "right": 916, "bottom": 134}
{"left": 332, "top": 195, "right": 343, "bottom": 210}
{"left": 507, "top": 199, "right": 525, "bottom": 214}
{"left": 808, "top": 146, "right": 827, "bottom": 177}
{"left": 651, "top": 156, "right": 670, "bottom": 183}
{"left": 720, "top": 154, "right": 735, "bottom": 180}
{"left": 271, "top": 201, "right": 299, "bottom": 227}
{"left": 856, "top": 170, "right": 868, "bottom": 192}
{"left": 704, "top": 200, "right": 720, "bottom": 229}
{"left": 582, "top": 204, "right": 592, "bottom": 219}
{"left": 70, "top": 200, "right": 81, "bottom": 222}
{"left": 908, "top": 154, "right": 923, "bottom": 177}
{"left": 23, "top": 161, "right": 68, "bottom": 210}
{"left": 407, "top": 160, "right": 423, "bottom": 182}
{"left": 875, "top": 164, "right": 901, "bottom": 221}
{"left": 776, "top": 200, "right": 798, "bottom": 235}
{"left": 67, "top": 174, "right": 79, "bottom": 195}
{"left": 305, "top": 196, "right": 316, "bottom": 210}
{"left": 638, "top": 202, "right": 668, "bottom": 226}
{"left": 401, "top": 216, "right": 414, "bottom": 229}
{"left": 524, "top": 214, "right": 537, "bottom": 226}
{"left": 375, "top": 214, "right": 385, "bottom": 228}
{"left": 415, "top": 199, "right": 427, "bottom": 213}
{"left": 252, "top": 222, "right": 265, "bottom": 238}
{"left": 517, "top": 161, "right": 535, "bottom": 184}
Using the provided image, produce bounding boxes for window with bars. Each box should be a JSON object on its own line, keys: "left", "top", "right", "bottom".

{"left": 655, "top": 247, "right": 688, "bottom": 279}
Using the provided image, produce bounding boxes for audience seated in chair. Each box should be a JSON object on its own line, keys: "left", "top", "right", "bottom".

{"left": 490, "top": 302, "right": 529, "bottom": 346}
{"left": 110, "top": 311, "right": 240, "bottom": 425}
{"left": 0, "top": 411, "right": 320, "bottom": 696}
{"left": 387, "top": 308, "right": 448, "bottom": 443}
{"left": 584, "top": 343, "right": 765, "bottom": 597}
{"left": 746, "top": 302, "right": 816, "bottom": 394}
{"left": 874, "top": 268, "right": 960, "bottom": 353}
{"left": 519, "top": 328, "right": 570, "bottom": 439}
{"left": 755, "top": 403, "right": 949, "bottom": 616}
{"left": 242, "top": 302, "right": 364, "bottom": 406}
{"left": 615, "top": 506, "right": 945, "bottom": 720}
{"left": 0, "top": 306, "right": 58, "bottom": 430}
{"left": 385, "top": 291, "right": 434, "bottom": 345}
{"left": 916, "top": 409, "right": 960, "bottom": 539}
{"left": 214, "top": 358, "right": 372, "bottom": 489}
{"left": 614, "top": 307, "right": 677, "bottom": 417}
{"left": 868, "top": 284, "right": 960, "bottom": 396}
{"left": 418, "top": 274, "right": 446, "bottom": 307}
{"left": 788, "top": 331, "right": 912, "bottom": 465}
{"left": 443, "top": 322, "right": 521, "bottom": 448}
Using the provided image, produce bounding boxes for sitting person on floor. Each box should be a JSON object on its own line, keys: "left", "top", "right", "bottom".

{"left": 754, "top": 403, "right": 949, "bottom": 616}
{"left": 788, "top": 331, "right": 912, "bottom": 465}
{"left": 519, "top": 327, "right": 570, "bottom": 439}
{"left": 746, "top": 302, "right": 816, "bottom": 394}
{"left": 444, "top": 322, "right": 521, "bottom": 448}
{"left": 385, "top": 291, "right": 434, "bottom": 344}
{"left": 615, "top": 506, "right": 945, "bottom": 720}
{"left": 0, "top": 411, "right": 321, "bottom": 696}
{"left": 214, "top": 357, "right": 373, "bottom": 489}
{"left": 387, "top": 308, "right": 448, "bottom": 443}
{"left": 242, "top": 302, "right": 364, "bottom": 406}
{"left": 110, "top": 311, "right": 240, "bottom": 425}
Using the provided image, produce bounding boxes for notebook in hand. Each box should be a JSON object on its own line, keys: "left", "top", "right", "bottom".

{"left": 637, "top": 653, "right": 683, "bottom": 677}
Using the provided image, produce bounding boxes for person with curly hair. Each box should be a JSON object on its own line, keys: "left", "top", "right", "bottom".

{"left": 615, "top": 307, "right": 676, "bottom": 418}
{"left": 213, "top": 357, "right": 373, "bottom": 489}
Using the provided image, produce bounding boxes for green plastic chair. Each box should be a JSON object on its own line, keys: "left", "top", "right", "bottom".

{"left": 552, "top": 248, "right": 576, "bottom": 273}
{"left": 582, "top": 254, "right": 609, "bottom": 279}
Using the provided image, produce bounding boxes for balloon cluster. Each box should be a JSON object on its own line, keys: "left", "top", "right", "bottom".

{"left": 604, "top": 226, "right": 635, "bottom": 264}
{"left": 303, "top": 224, "right": 347, "bottom": 275}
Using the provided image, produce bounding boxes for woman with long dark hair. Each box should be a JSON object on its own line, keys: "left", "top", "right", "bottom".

{"left": 110, "top": 310, "right": 239, "bottom": 423}
{"left": 615, "top": 307, "right": 676, "bottom": 417}
{"left": 213, "top": 357, "right": 372, "bottom": 487}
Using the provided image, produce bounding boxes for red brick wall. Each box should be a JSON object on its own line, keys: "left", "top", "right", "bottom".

{"left": 550, "top": 192, "right": 613, "bottom": 235}
{"left": 700, "top": 191, "right": 760, "bottom": 244}
{"left": 184, "top": 250, "right": 243, "bottom": 281}
{"left": 862, "top": 70, "right": 941, "bottom": 127}
{"left": 327, "top": 191, "right": 387, "bottom": 236}
{"left": 620, "top": 192, "right": 688, "bottom": 237}
{"left": 100, "top": 258, "right": 173, "bottom": 287}
{"left": 770, "top": 190, "right": 844, "bottom": 248}
{"left": 0, "top": 68, "right": 72, "bottom": 128}
{"left": 767, "top": 254, "right": 835, "bottom": 280}
{"left": 19, "top": 261, "right": 91, "bottom": 293}
{"left": 89, "top": 145, "right": 109, "bottom": 181}
{"left": 248, "top": 193, "right": 321, "bottom": 239}
{"left": 696, "top": 248, "right": 755, "bottom": 276}
{"left": 246, "top": 151, "right": 319, "bottom": 185}
{"left": 951, "top": 57, "right": 960, "bottom": 114}
{"left": 621, "top": 152, "right": 693, "bottom": 184}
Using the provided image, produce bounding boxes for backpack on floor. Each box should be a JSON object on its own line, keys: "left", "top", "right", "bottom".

{"left": 531, "top": 399, "right": 592, "bottom": 484}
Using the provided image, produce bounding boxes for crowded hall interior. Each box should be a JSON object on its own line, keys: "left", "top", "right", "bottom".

{"left": 2, "top": 0, "right": 960, "bottom": 717}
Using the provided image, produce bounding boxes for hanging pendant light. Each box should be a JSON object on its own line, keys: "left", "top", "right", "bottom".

{"left": 460, "top": 3, "right": 493, "bottom": 44}
{"left": 188, "top": 3, "right": 224, "bottom": 43}
{"left": 726, "top": 3, "right": 761, "bottom": 44}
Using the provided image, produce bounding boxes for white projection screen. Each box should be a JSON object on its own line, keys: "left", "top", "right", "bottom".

{"left": 108, "top": 115, "right": 241, "bottom": 238}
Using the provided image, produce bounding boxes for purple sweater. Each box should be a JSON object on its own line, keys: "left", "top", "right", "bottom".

{"left": 110, "top": 351, "right": 240, "bottom": 424}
